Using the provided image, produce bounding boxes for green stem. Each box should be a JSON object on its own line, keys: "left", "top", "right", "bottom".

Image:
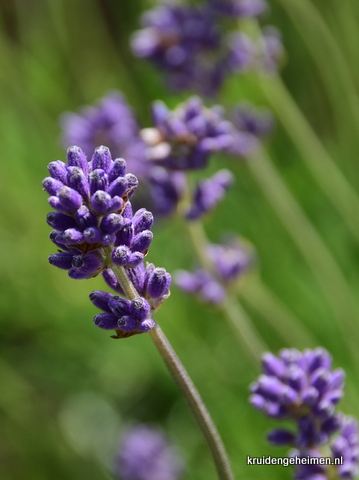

{"left": 274, "top": 0, "right": 359, "bottom": 134}
{"left": 258, "top": 74, "right": 359, "bottom": 244}
{"left": 247, "top": 147, "right": 359, "bottom": 358}
{"left": 149, "top": 324, "right": 235, "bottom": 480}
{"left": 108, "top": 257, "right": 235, "bottom": 480}
{"left": 185, "top": 220, "right": 267, "bottom": 362}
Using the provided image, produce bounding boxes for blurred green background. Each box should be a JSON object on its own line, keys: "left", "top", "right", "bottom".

{"left": 1, "top": 0, "right": 359, "bottom": 479}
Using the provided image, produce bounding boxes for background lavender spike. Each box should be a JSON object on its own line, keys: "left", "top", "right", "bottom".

{"left": 249, "top": 348, "right": 359, "bottom": 479}
{"left": 113, "top": 424, "right": 184, "bottom": 480}
{"left": 60, "top": 91, "right": 147, "bottom": 178}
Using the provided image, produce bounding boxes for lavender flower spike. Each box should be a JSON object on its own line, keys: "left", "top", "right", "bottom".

{"left": 131, "top": 3, "right": 253, "bottom": 96}
{"left": 249, "top": 347, "right": 358, "bottom": 479}
{"left": 43, "top": 145, "right": 172, "bottom": 337}
{"left": 114, "top": 424, "right": 183, "bottom": 480}
{"left": 141, "top": 96, "right": 251, "bottom": 171}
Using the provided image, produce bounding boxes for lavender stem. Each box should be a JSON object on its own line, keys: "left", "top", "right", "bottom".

{"left": 108, "top": 259, "right": 236, "bottom": 480}
{"left": 149, "top": 323, "right": 235, "bottom": 480}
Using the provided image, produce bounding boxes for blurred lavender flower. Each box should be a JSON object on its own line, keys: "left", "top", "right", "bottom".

{"left": 131, "top": 2, "right": 253, "bottom": 96}
{"left": 141, "top": 96, "right": 256, "bottom": 171}
{"left": 43, "top": 145, "right": 171, "bottom": 337}
{"left": 186, "top": 169, "right": 234, "bottom": 220}
{"left": 175, "top": 239, "right": 252, "bottom": 304}
{"left": 250, "top": 348, "right": 358, "bottom": 479}
{"left": 114, "top": 425, "right": 183, "bottom": 480}
{"left": 292, "top": 416, "right": 359, "bottom": 480}
{"left": 250, "top": 348, "right": 344, "bottom": 446}
{"left": 60, "top": 91, "right": 147, "bottom": 178}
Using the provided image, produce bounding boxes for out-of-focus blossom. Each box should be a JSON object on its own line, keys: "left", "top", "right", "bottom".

{"left": 114, "top": 424, "right": 183, "bottom": 480}
{"left": 250, "top": 348, "right": 358, "bottom": 480}
{"left": 141, "top": 96, "right": 257, "bottom": 171}
{"left": 60, "top": 91, "right": 147, "bottom": 178}
{"left": 131, "top": 3, "right": 254, "bottom": 96}
{"left": 175, "top": 239, "right": 253, "bottom": 304}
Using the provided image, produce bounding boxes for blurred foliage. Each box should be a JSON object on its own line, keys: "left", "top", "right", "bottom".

{"left": 1, "top": 0, "right": 359, "bottom": 479}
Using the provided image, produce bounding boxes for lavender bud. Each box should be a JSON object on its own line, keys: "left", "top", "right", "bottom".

{"left": 89, "top": 169, "right": 108, "bottom": 195}
{"left": 42, "top": 177, "right": 63, "bottom": 195}
{"left": 83, "top": 227, "right": 102, "bottom": 244}
{"left": 67, "top": 166, "right": 90, "bottom": 199}
{"left": 138, "top": 318, "right": 155, "bottom": 333}
{"left": 112, "top": 246, "right": 131, "bottom": 267}
{"left": 89, "top": 290, "right": 113, "bottom": 314}
{"left": 117, "top": 315, "right": 138, "bottom": 333}
{"left": 91, "top": 145, "right": 112, "bottom": 173}
{"left": 68, "top": 252, "right": 104, "bottom": 279}
{"left": 94, "top": 313, "right": 119, "bottom": 330}
{"left": 108, "top": 158, "right": 127, "bottom": 183}
{"left": 46, "top": 212, "right": 77, "bottom": 230}
{"left": 131, "top": 230, "right": 153, "bottom": 253}
{"left": 100, "top": 214, "right": 124, "bottom": 234}
{"left": 115, "top": 219, "right": 134, "bottom": 247}
{"left": 130, "top": 297, "right": 150, "bottom": 320}
{"left": 108, "top": 176, "right": 129, "bottom": 198}
{"left": 132, "top": 209, "right": 154, "bottom": 234}
{"left": 108, "top": 296, "right": 131, "bottom": 317}
{"left": 58, "top": 228, "right": 84, "bottom": 244}
{"left": 74, "top": 205, "right": 97, "bottom": 229}
{"left": 147, "top": 267, "right": 172, "bottom": 298}
{"left": 67, "top": 145, "right": 88, "bottom": 176}
{"left": 90, "top": 190, "right": 113, "bottom": 214}
{"left": 48, "top": 160, "right": 68, "bottom": 183}
{"left": 127, "top": 252, "right": 145, "bottom": 268}
{"left": 48, "top": 252, "right": 73, "bottom": 270}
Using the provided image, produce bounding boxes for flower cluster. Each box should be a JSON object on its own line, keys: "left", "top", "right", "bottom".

{"left": 114, "top": 424, "right": 183, "bottom": 480}
{"left": 250, "top": 348, "right": 359, "bottom": 479}
{"left": 175, "top": 239, "right": 252, "bottom": 304}
{"left": 43, "top": 146, "right": 171, "bottom": 337}
{"left": 141, "top": 96, "right": 255, "bottom": 171}
{"left": 131, "top": 1, "right": 283, "bottom": 96}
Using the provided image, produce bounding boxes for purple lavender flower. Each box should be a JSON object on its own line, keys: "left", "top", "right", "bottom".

{"left": 209, "top": 0, "right": 268, "bottom": 18}
{"left": 175, "top": 239, "right": 252, "bottom": 304}
{"left": 250, "top": 348, "right": 345, "bottom": 447}
{"left": 114, "top": 424, "right": 183, "bottom": 480}
{"left": 292, "top": 415, "right": 359, "bottom": 480}
{"left": 186, "top": 169, "right": 234, "bottom": 220}
{"left": 43, "top": 145, "right": 172, "bottom": 337}
{"left": 60, "top": 91, "right": 147, "bottom": 178}
{"left": 131, "top": 3, "right": 253, "bottom": 96}
{"left": 43, "top": 146, "right": 153, "bottom": 278}
{"left": 141, "top": 96, "right": 254, "bottom": 171}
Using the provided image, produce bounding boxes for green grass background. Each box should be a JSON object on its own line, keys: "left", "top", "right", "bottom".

{"left": 1, "top": 0, "right": 359, "bottom": 479}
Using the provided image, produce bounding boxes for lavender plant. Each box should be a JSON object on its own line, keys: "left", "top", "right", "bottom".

{"left": 130, "top": 1, "right": 282, "bottom": 96}
{"left": 114, "top": 424, "right": 183, "bottom": 480}
{"left": 43, "top": 145, "right": 235, "bottom": 480}
{"left": 250, "top": 348, "right": 359, "bottom": 479}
